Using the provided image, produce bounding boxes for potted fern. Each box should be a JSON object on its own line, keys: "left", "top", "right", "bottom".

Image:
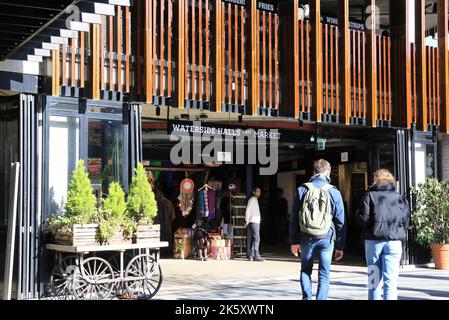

{"left": 412, "top": 178, "right": 449, "bottom": 270}
{"left": 48, "top": 160, "right": 98, "bottom": 246}
{"left": 127, "top": 163, "right": 159, "bottom": 243}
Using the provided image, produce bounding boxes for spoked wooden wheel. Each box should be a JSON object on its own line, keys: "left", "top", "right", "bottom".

{"left": 124, "top": 254, "right": 163, "bottom": 300}
{"left": 107, "top": 252, "right": 133, "bottom": 296}
{"left": 48, "top": 255, "right": 80, "bottom": 300}
{"left": 73, "top": 257, "right": 115, "bottom": 300}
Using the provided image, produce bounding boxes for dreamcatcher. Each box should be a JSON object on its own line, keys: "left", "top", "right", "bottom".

{"left": 178, "top": 178, "right": 195, "bottom": 217}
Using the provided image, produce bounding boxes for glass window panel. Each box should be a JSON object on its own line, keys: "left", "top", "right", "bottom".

{"left": 48, "top": 116, "right": 80, "bottom": 215}
{"left": 87, "top": 119, "right": 123, "bottom": 194}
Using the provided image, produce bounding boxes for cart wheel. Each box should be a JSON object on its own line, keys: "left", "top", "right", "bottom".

{"left": 73, "top": 257, "right": 115, "bottom": 300}
{"left": 48, "top": 255, "right": 79, "bottom": 300}
{"left": 124, "top": 254, "right": 163, "bottom": 300}
{"left": 107, "top": 252, "right": 133, "bottom": 296}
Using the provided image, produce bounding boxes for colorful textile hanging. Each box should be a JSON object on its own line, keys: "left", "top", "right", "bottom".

{"left": 207, "top": 190, "right": 216, "bottom": 220}
{"left": 178, "top": 178, "right": 194, "bottom": 217}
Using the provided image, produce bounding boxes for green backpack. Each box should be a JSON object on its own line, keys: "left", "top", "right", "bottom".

{"left": 299, "top": 183, "right": 334, "bottom": 236}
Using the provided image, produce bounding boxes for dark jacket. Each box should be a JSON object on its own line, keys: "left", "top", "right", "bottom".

{"left": 356, "top": 183, "right": 410, "bottom": 241}
{"left": 290, "top": 175, "right": 346, "bottom": 250}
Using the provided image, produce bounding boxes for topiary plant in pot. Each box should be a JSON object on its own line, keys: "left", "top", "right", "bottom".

{"left": 412, "top": 178, "right": 449, "bottom": 270}
{"left": 47, "top": 160, "right": 98, "bottom": 246}
{"left": 98, "top": 182, "right": 135, "bottom": 244}
{"left": 127, "top": 163, "right": 159, "bottom": 243}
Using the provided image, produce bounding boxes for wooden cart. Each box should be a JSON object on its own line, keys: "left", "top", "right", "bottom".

{"left": 46, "top": 242, "right": 168, "bottom": 300}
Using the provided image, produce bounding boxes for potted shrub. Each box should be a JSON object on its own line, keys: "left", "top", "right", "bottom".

{"left": 97, "top": 182, "right": 135, "bottom": 245}
{"left": 127, "top": 163, "right": 159, "bottom": 243}
{"left": 47, "top": 160, "right": 98, "bottom": 246}
{"left": 412, "top": 178, "right": 449, "bottom": 270}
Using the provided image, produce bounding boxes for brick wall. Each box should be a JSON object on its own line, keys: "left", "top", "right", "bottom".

{"left": 440, "top": 134, "right": 449, "bottom": 181}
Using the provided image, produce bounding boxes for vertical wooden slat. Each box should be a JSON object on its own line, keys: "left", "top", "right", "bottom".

{"left": 306, "top": 21, "right": 312, "bottom": 113}
{"left": 117, "top": 6, "right": 123, "bottom": 93}
{"left": 80, "top": 32, "right": 85, "bottom": 88}
{"left": 248, "top": 0, "right": 258, "bottom": 115}
{"left": 227, "top": 4, "right": 232, "bottom": 104}
{"left": 192, "top": 0, "right": 196, "bottom": 100}
{"left": 427, "top": 46, "right": 431, "bottom": 123}
{"left": 71, "top": 38, "right": 76, "bottom": 88}
{"left": 101, "top": 16, "right": 106, "bottom": 91}
{"left": 311, "top": 0, "right": 322, "bottom": 121}
{"left": 352, "top": 31, "right": 357, "bottom": 117}
{"left": 222, "top": 2, "right": 226, "bottom": 107}
{"left": 137, "top": 0, "right": 141, "bottom": 94}
{"left": 363, "top": 32, "right": 366, "bottom": 118}
{"left": 61, "top": 45, "right": 67, "bottom": 87}
{"left": 199, "top": 0, "right": 204, "bottom": 101}
{"left": 275, "top": 14, "right": 279, "bottom": 108}
{"left": 378, "top": 36, "right": 382, "bottom": 120}
{"left": 167, "top": 0, "right": 172, "bottom": 96}
{"left": 234, "top": 5, "right": 239, "bottom": 105}
{"left": 437, "top": 48, "right": 440, "bottom": 125}
{"left": 300, "top": 19, "right": 305, "bottom": 113}
{"left": 335, "top": 24, "right": 339, "bottom": 116}
{"left": 358, "top": 32, "right": 362, "bottom": 118}
{"left": 152, "top": 0, "right": 157, "bottom": 98}
{"left": 214, "top": 0, "right": 222, "bottom": 111}
{"left": 383, "top": 36, "right": 388, "bottom": 120}
{"left": 330, "top": 25, "right": 334, "bottom": 115}
{"left": 433, "top": 48, "right": 437, "bottom": 124}
{"left": 160, "top": 0, "right": 165, "bottom": 97}
{"left": 387, "top": 38, "right": 390, "bottom": 120}
{"left": 268, "top": 13, "right": 272, "bottom": 108}
{"left": 185, "top": 0, "right": 189, "bottom": 102}
{"left": 241, "top": 5, "right": 245, "bottom": 106}
{"left": 293, "top": 1, "right": 299, "bottom": 116}
{"left": 109, "top": 15, "right": 114, "bottom": 92}
{"left": 177, "top": 0, "right": 185, "bottom": 108}
{"left": 366, "top": 1, "right": 377, "bottom": 127}
{"left": 324, "top": 23, "right": 328, "bottom": 115}
{"left": 262, "top": 11, "right": 266, "bottom": 108}
{"left": 145, "top": 0, "right": 152, "bottom": 103}
{"left": 206, "top": 0, "right": 210, "bottom": 101}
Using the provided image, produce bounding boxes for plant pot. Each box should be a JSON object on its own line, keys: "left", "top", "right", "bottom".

{"left": 53, "top": 224, "right": 99, "bottom": 246}
{"left": 134, "top": 224, "right": 161, "bottom": 244}
{"left": 431, "top": 244, "right": 449, "bottom": 270}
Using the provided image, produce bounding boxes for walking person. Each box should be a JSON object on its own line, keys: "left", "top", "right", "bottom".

{"left": 290, "top": 159, "right": 346, "bottom": 300}
{"left": 356, "top": 169, "right": 410, "bottom": 300}
{"left": 246, "top": 187, "right": 265, "bottom": 262}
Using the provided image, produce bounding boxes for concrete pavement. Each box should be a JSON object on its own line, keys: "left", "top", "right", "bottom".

{"left": 157, "top": 257, "right": 449, "bottom": 300}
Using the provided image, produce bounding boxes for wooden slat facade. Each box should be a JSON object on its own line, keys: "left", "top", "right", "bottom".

{"left": 46, "top": 0, "right": 447, "bottom": 132}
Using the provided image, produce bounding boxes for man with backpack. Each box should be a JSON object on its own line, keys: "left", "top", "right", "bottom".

{"left": 290, "top": 159, "right": 346, "bottom": 300}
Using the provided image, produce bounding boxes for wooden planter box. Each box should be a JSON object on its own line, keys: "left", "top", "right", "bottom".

{"left": 53, "top": 224, "right": 99, "bottom": 246}
{"left": 134, "top": 224, "right": 160, "bottom": 244}
{"left": 53, "top": 224, "right": 132, "bottom": 246}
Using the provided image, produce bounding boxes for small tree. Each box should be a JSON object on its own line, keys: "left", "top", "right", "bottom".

{"left": 65, "top": 160, "right": 97, "bottom": 223}
{"left": 103, "top": 182, "right": 127, "bottom": 220}
{"left": 412, "top": 178, "right": 449, "bottom": 246}
{"left": 127, "top": 163, "right": 157, "bottom": 225}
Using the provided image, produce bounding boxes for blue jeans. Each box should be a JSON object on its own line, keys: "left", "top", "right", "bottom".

{"left": 300, "top": 238, "right": 334, "bottom": 300}
{"left": 365, "top": 240, "right": 402, "bottom": 300}
{"left": 246, "top": 223, "right": 261, "bottom": 259}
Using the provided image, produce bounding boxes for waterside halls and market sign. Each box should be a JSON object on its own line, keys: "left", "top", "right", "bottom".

{"left": 169, "top": 120, "right": 282, "bottom": 141}
{"left": 222, "top": 0, "right": 278, "bottom": 13}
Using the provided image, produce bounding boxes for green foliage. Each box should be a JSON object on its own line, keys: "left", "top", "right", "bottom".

{"left": 96, "top": 208, "right": 120, "bottom": 244}
{"left": 103, "top": 182, "right": 127, "bottom": 220}
{"left": 412, "top": 178, "right": 449, "bottom": 246}
{"left": 127, "top": 163, "right": 157, "bottom": 225}
{"left": 65, "top": 160, "right": 97, "bottom": 221}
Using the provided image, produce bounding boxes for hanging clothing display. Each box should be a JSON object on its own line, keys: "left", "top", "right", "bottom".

{"left": 197, "top": 185, "right": 216, "bottom": 219}
{"left": 178, "top": 178, "right": 195, "bottom": 217}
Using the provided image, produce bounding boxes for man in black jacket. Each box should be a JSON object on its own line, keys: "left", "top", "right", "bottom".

{"left": 356, "top": 169, "right": 410, "bottom": 300}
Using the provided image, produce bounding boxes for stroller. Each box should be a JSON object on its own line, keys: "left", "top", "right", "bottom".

{"left": 192, "top": 219, "right": 210, "bottom": 261}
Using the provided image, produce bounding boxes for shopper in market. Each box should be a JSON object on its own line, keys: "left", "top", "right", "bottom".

{"left": 245, "top": 187, "right": 265, "bottom": 262}
{"left": 290, "top": 159, "right": 346, "bottom": 300}
{"left": 356, "top": 169, "right": 410, "bottom": 300}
